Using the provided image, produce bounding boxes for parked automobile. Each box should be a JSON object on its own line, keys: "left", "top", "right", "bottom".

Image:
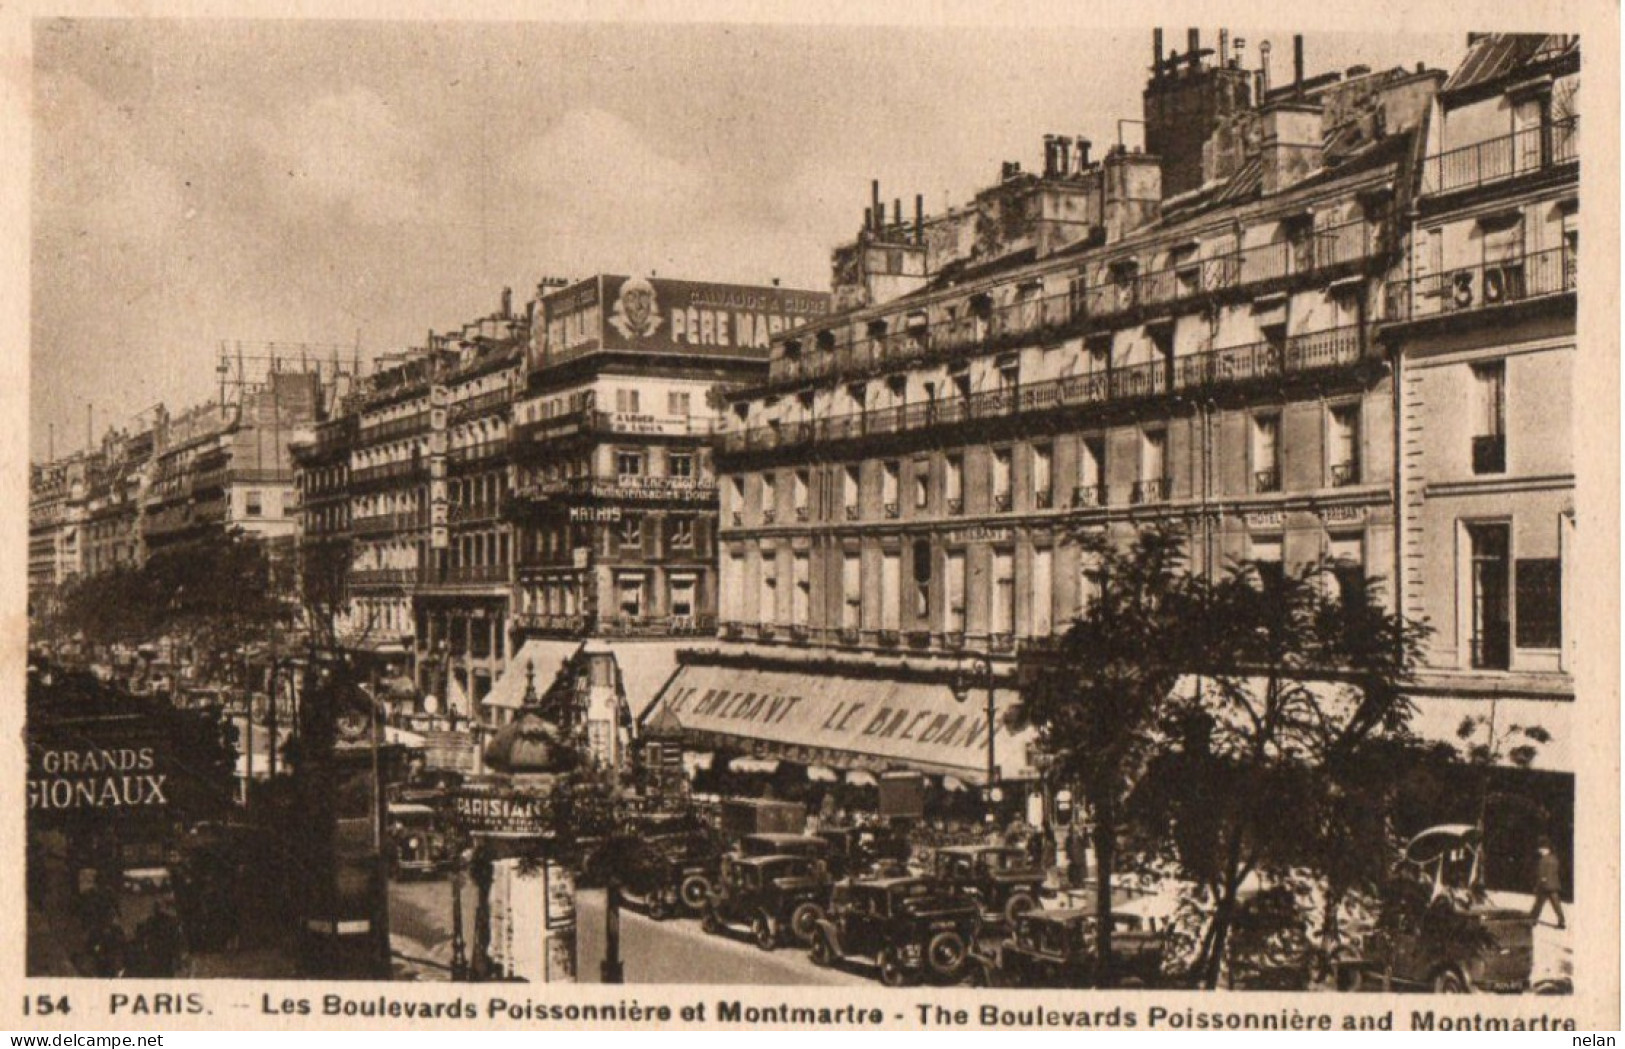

{"left": 615, "top": 827, "right": 726, "bottom": 920}
{"left": 808, "top": 876, "right": 982, "bottom": 986}
{"left": 964, "top": 907, "right": 1166, "bottom": 988}
{"left": 817, "top": 826, "right": 911, "bottom": 879}
{"left": 1340, "top": 825, "right": 1544, "bottom": 994}
{"left": 932, "top": 845, "right": 1046, "bottom": 923}
{"left": 736, "top": 833, "right": 831, "bottom": 861}
{"left": 702, "top": 853, "right": 832, "bottom": 950}
{"left": 386, "top": 803, "right": 451, "bottom": 877}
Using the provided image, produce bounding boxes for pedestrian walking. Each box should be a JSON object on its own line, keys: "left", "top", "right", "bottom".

{"left": 1529, "top": 836, "right": 1566, "bottom": 929}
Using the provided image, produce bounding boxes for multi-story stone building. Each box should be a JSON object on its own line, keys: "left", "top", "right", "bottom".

{"left": 653, "top": 34, "right": 1445, "bottom": 799}
{"left": 415, "top": 300, "right": 526, "bottom": 716}
{"left": 1380, "top": 33, "right": 1579, "bottom": 865}
{"left": 141, "top": 370, "right": 323, "bottom": 559}
{"left": 82, "top": 424, "right": 157, "bottom": 577}
{"left": 28, "top": 453, "right": 91, "bottom": 615}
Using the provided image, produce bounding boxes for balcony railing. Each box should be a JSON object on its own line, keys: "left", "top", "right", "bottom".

{"left": 1254, "top": 467, "right": 1281, "bottom": 494}
{"left": 1072, "top": 483, "right": 1107, "bottom": 509}
{"left": 351, "top": 509, "right": 430, "bottom": 536}
{"left": 351, "top": 460, "right": 427, "bottom": 487}
{"left": 422, "top": 564, "right": 508, "bottom": 586}
{"left": 1132, "top": 477, "right": 1170, "bottom": 504}
{"left": 448, "top": 440, "right": 507, "bottom": 467}
{"left": 1422, "top": 117, "right": 1579, "bottom": 197}
{"left": 763, "top": 220, "right": 1379, "bottom": 391}
{"left": 884, "top": 502, "right": 900, "bottom": 519}
{"left": 1034, "top": 489, "right": 1054, "bottom": 510}
{"left": 513, "top": 612, "right": 589, "bottom": 635}
{"left": 1384, "top": 246, "right": 1575, "bottom": 324}
{"left": 728, "top": 326, "right": 1366, "bottom": 457}
{"left": 1329, "top": 461, "right": 1360, "bottom": 487}
{"left": 448, "top": 388, "right": 513, "bottom": 425}
{"left": 349, "top": 567, "right": 418, "bottom": 586}
{"left": 359, "top": 411, "right": 432, "bottom": 445}
{"left": 448, "top": 501, "right": 504, "bottom": 525}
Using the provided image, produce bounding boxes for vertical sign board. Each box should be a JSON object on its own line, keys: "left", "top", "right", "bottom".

{"left": 429, "top": 384, "right": 449, "bottom": 550}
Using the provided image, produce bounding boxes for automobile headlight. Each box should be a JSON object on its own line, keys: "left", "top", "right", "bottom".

{"left": 408, "top": 837, "right": 421, "bottom": 850}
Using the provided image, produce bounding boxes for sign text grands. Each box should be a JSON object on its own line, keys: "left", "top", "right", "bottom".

{"left": 28, "top": 747, "right": 168, "bottom": 810}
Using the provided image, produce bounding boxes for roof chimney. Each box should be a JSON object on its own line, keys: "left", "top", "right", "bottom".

{"left": 1293, "top": 34, "right": 1305, "bottom": 92}
{"left": 871, "top": 179, "right": 882, "bottom": 232}
{"left": 1153, "top": 28, "right": 1164, "bottom": 80}
{"left": 914, "top": 194, "right": 924, "bottom": 244}
{"left": 1260, "top": 40, "right": 1273, "bottom": 95}
{"left": 500, "top": 286, "right": 513, "bottom": 319}
{"left": 1077, "top": 137, "right": 1092, "bottom": 170}
{"left": 1043, "top": 133, "right": 1056, "bottom": 176}
{"left": 1187, "top": 28, "right": 1201, "bottom": 70}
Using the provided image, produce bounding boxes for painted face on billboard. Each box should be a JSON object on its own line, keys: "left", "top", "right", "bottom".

{"left": 610, "top": 277, "right": 663, "bottom": 340}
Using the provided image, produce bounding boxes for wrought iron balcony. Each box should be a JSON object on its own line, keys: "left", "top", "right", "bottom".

{"left": 947, "top": 497, "right": 964, "bottom": 515}
{"left": 1034, "top": 489, "right": 1054, "bottom": 510}
{"left": 1422, "top": 117, "right": 1578, "bottom": 197}
{"left": 1329, "top": 460, "right": 1360, "bottom": 487}
{"left": 1384, "top": 246, "right": 1575, "bottom": 323}
{"left": 727, "top": 326, "right": 1368, "bottom": 459}
{"left": 993, "top": 492, "right": 1013, "bottom": 513}
{"left": 1132, "top": 477, "right": 1170, "bottom": 504}
{"left": 1254, "top": 467, "right": 1281, "bottom": 494}
{"left": 1071, "top": 484, "right": 1107, "bottom": 509}
{"left": 884, "top": 502, "right": 900, "bottom": 519}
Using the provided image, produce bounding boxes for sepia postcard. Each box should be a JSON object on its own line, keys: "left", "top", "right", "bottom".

{"left": 1, "top": 0, "right": 1617, "bottom": 1033}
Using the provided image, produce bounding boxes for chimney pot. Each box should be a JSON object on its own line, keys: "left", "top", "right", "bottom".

{"left": 1153, "top": 28, "right": 1164, "bottom": 78}
{"left": 1293, "top": 34, "right": 1305, "bottom": 91}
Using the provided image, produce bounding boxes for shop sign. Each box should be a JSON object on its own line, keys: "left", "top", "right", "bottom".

{"left": 1318, "top": 504, "right": 1367, "bottom": 525}
{"left": 1244, "top": 510, "right": 1284, "bottom": 530}
{"left": 28, "top": 743, "right": 168, "bottom": 812}
{"left": 570, "top": 506, "right": 622, "bottom": 522}
{"left": 945, "top": 525, "right": 1014, "bottom": 545}
{"left": 452, "top": 789, "right": 551, "bottom": 838}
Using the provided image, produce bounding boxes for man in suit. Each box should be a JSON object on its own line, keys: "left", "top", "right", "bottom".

{"left": 1529, "top": 836, "right": 1566, "bottom": 929}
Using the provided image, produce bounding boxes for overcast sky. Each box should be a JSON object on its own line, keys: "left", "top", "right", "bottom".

{"left": 30, "top": 18, "right": 1464, "bottom": 460}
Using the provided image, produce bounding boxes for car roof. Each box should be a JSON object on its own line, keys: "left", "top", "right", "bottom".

{"left": 746, "top": 833, "right": 821, "bottom": 844}
{"left": 940, "top": 844, "right": 1015, "bottom": 856}
{"left": 388, "top": 803, "right": 437, "bottom": 816}
{"left": 741, "top": 854, "right": 817, "bottom": 869}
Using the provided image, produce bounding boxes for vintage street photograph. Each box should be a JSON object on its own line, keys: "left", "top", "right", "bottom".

{"left": 26, "top": 15, "right": 1586, "bottom": 1001}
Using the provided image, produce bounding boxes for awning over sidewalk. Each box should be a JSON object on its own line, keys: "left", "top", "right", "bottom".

{"left": 484, "top": 640, "right": 583, "bottom": 711}
{"left": 585, "top": 639, "right": 686, "bottom": 720}
{"left": 643, "top": 662, "right": 1036, "bottom": 784}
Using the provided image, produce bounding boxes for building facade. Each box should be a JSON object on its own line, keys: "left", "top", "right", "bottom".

{"left": 28, "top": 454, "right": 90, "bottom": 613}
{"left": 508, "top": 275, "right": 828, "bottom": 649}
{"left": 662, "top": 34, "right": 1446, "bottom": 796}
{"left": 1380, "top": 34, "right": 1579, "bottom": 835}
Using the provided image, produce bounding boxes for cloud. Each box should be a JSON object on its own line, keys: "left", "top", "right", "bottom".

{"left": 251, "top": 87, "right": 446, "bottom": 226}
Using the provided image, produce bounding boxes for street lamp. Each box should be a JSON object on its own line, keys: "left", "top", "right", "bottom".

{"left": 950, "top": 654, "right": 998, "bottom": 792}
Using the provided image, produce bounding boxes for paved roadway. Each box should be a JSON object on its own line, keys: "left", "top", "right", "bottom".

{"left": 389, "top": 876, "right": 868, "bottom": 986}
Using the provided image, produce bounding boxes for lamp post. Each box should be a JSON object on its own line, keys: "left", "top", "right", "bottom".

{"left": 449, "top": 846, "right": 470, "bottom": 981}
{"left": 950, "top": 654, "right": 998, "bottom": 794}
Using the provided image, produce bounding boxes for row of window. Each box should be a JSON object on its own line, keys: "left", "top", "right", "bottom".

{"left": 722, "top": 535, "right": 1366, "bottom": 638}
{"left": 728, "top": 403, "right": 1364, "bottom": 525}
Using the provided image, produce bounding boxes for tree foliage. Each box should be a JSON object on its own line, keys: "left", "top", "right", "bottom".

{"left": 1012, "top": 522, "right": 1199, "bottom": 984}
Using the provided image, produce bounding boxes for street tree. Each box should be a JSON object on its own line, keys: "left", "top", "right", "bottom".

{"left": 1136, "top": 559, "right": 1430, "bottom": 988}
{"left": 1012, "top": 522, "right": 1199, "bottom": 985}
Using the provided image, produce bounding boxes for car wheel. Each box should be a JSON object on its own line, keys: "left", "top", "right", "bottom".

{"left": 809, "top": 931, "right": 835, "bottom": 968}
{"left": 701, "top": 907, "right": 722, "bottom": 936}
{"left": 927, "top": 931, "right": 968, "bottom": 977}
{"left": 752, "top": 913, "right": 777, "bottom": 952}
{"left": 963, "top": 962, "right": 991, "bottom": 988}
{"left": 1433, "top": 969, "right": 1468, "bottom": 994}
{"left": 789, "top": 902, "right": 824, "bottom": 945}
{"left": 1003, "top": 892, "right": 1038, "bottom": 924}
{"left": 878, "top": 949, "right": 910, "bottom": 988}
{"left": 680, "top": 875, "right": 711, "bottom": 913}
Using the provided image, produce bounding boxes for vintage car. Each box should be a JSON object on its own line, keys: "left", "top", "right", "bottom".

{"left": 736, "top": 833, "right": 831, "bottom": 861}
{"left": 701, "top": 853, "right": 832, "bottom": 950}
{"left": 386, "top": 803, "right": 452, "bottom": 877}
{"left": 964, "top": 907, "right": 1166, "bottom": 988}
{"left": 933, "top": 845, "right": 1046, "bottom": 922}
{"left": 1341, "top": 825, "right": 1546, "bottom": 994}
{"left": 616, "top": 827, "right": 726, "bottom": 920}
{"left": 808, "top": 876, "right": 982, "bottom": 986}
{"left": 817, "top": 826, "right": 912, "bottom": 879}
